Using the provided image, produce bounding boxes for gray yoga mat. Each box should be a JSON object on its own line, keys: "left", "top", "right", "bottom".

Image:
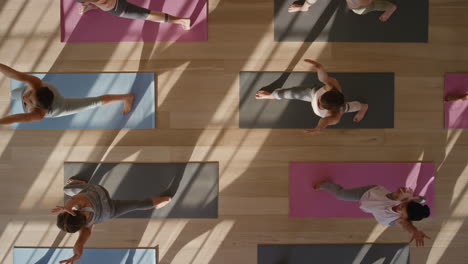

{"left": 239, "top": 72, "right": 394, "bottom": 129}
{"left": 274, "top": 0, "right": 428, "bottom": 42}
{"left": 64, "top": 162, "right": 218, "bottom": 218}
{"left": 258, "top": 244, "right": 410, "bottom": 264}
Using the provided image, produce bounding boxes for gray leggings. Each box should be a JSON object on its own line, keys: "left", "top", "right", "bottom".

{"left": 47, "top": 95, "right": 102, "bottom": 118}
{"left": 271, "top": 86, "right": 355, "bottom": 113}
{"left": 319, "top": 182, "right": 377, "bottom": 201}
{"left": 108, "top": 0, "right": 151, "bottom": 20}
{"left": 64, "top": 181, "right": 153, "bottom": 219}
{"left": 110, "top": 199, "right": 154, "bottom": 218}
{"left": 272, "top": 86, "right": 315, "bottom": 102}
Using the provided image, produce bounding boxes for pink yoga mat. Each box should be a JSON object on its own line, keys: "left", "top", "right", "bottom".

{"left": 60, "top": 0, "right": 207, "bottom": 42}
{"left": 445, "top": 73, "right": 468, "bottom": 129}
{"left": 289, "top": 162, "right": 435, "bottom": 218}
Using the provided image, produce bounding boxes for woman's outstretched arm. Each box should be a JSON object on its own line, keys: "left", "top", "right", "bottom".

{"left": 397, "top": 218, "right": 430, "bottom": 247}
{"left": 59, "top": 225, "right": 93, "bottom": 264}
{"left": 0, "top": 64, "right": 42, "bottom": 88}
{"left": 304, "top": 59, "right": 342, "bottom": 92}
{"left": 0, "top": 108, "right": 46, "bottom": 125}
{"left": 304, "top": 115, "right": 341, "bottom": 134}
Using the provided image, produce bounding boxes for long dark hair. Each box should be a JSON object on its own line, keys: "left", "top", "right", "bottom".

{"left": 35, "top": 87, "right": 54, "bottom": 110}
{"left": 407, "top": 202, "right": 431, "bottom": 221}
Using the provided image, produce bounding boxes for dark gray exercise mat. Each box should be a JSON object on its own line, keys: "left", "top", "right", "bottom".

{"left": 274, "top": 0, "right": 428, "bottom": 42}
{"left": 239, "top": 72, "right": 394, "bottom": 129}
{"left": 258, "top": 244, "right": 410, "bottom": 264}
{"left": 64, "top": 162, "right": 218, "bottom": 218}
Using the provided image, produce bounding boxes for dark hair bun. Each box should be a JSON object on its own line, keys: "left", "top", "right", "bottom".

{"left": 407, "top": 202, "right": 431, "bottom": 221}
{"left": 56, "top": 211, "right": 86, "bottom": 233}
{"left": 320, "top": 89, "right": 345, "bottom": 112}
{"left": 35, "top": 86, "right": 54, "bottom": 110}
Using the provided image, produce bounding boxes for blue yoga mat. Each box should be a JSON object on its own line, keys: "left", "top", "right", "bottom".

{"left": 9, "top": 73, "right": 155, "bottom": 129}
{"left": 13, "top": 247, "right": 157, "bottom": 264}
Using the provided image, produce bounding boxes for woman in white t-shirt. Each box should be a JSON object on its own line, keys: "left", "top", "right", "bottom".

{"left": 314, "top": 181, "right": 431, "bottom": 247}
{"left": 255, "top": 60, "right": 368, "bottom": 134}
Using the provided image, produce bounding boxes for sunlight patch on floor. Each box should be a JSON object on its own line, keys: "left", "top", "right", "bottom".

{"left": 191, "top": 220, "right": 235, "bottom": 264}
{"left": 363, "top": 224, "right": 388, "bottom": 243}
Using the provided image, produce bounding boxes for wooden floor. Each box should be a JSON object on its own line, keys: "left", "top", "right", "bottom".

{"left": 1, "top": 0, "right": 468, "bottom": 263}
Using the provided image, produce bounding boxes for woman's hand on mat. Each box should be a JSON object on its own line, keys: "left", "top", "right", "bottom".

{"left": 394, "top": 187, "right": 414, "bottom": 201}
{"left": 304, "top": 59, "right": 322, "bottom": 69}
{"left": 79, "top": 4, "right": 98, "bottom": 15}
{"left": 52, "top": 205, "right": 76, "bottom": 216}
{"left": 410, "top": 230, "right": 430, "bottom": 247}
{"left": 51, "top": 206, "right": 66, "bottom": 213}
{"left": 401, "top": 187, "right": 414, "bottom": 199}
{"left": 62, "top": 203, "right": 77, "bottom": 216}
{"left": 304, "top": 128, "right": 322, "bottom": 134}
{"left": 59, "top": 244, "right": 83, "bottom": 263}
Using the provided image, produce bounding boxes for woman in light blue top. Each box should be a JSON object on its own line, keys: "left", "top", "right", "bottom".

{"left": 0, "top": 63, "right": 134, "bottom": 125}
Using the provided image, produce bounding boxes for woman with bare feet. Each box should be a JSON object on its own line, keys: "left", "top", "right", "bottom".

{"left": 288, "top": 0, "right": 398, "bottom": 22}
{"left": 76, "top": 0, "right": 191, "bottom": 30}
{"left": 255, "top": 59, "right": 368, "bottom": 134}
{"left": 52, "top": 178, "right": 172, "bottom": 264}
{"left": 445, "top": 94, "right": 468, "bottom": 102}
{"left": 0, "top": 63, "right": 134, "bottom": 125}
{"left": 313, "top": 181, "right": 431, "bottom": 247}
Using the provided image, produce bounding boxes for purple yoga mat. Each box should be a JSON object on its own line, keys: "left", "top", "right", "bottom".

{"left": 289, "top": 162, "right": 435, "bottom": 218}
{"left": 444, "top": 73, "right": 468, "bottom": 129}
{"left": 60, "top": 0, "right": 207, "bottom": 42}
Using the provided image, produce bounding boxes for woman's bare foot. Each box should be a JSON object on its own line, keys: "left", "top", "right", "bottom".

{"left": 445, "top": 94, "right": 468, "bottom": 102}
{"left": 79, "top": 4, "right": 98, "bottom": 15}
{"left": 379, "top": 4, "right": 397, "bottom": 22}
{"left": 122, "top": 93, "right": 134, "bottom": 115}
{"left": 255, "top": 90, "right": 275, "bottom": 99}
{"left": 353, "top": 103, "right": 368, "bottom": 122}
{"left": 152, "top": 196, "right": 172, "bottom": 209}
{"left": 288, "top": 4, "right": 308, "bottom": 13}
{"left": 288, "top": 0, "right": 316, "bottom": 13}
{"left": 313, "top": 180, "right": 331, "bottom": 190}
{"left": 174, "top": 18, "right": 191, "bottom": 30}
{"left": 66, "top": 179, "right": 87, "bottom": 185}
{"left": 312, "top": 183, "right": 321, "bottom": 190}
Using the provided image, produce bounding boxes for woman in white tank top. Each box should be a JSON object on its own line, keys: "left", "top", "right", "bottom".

{"left": 314, "top": 181, "right": 431, "bottom": 247}
{"left": 255, "top": 59, "right": 369, "bottom": 134}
